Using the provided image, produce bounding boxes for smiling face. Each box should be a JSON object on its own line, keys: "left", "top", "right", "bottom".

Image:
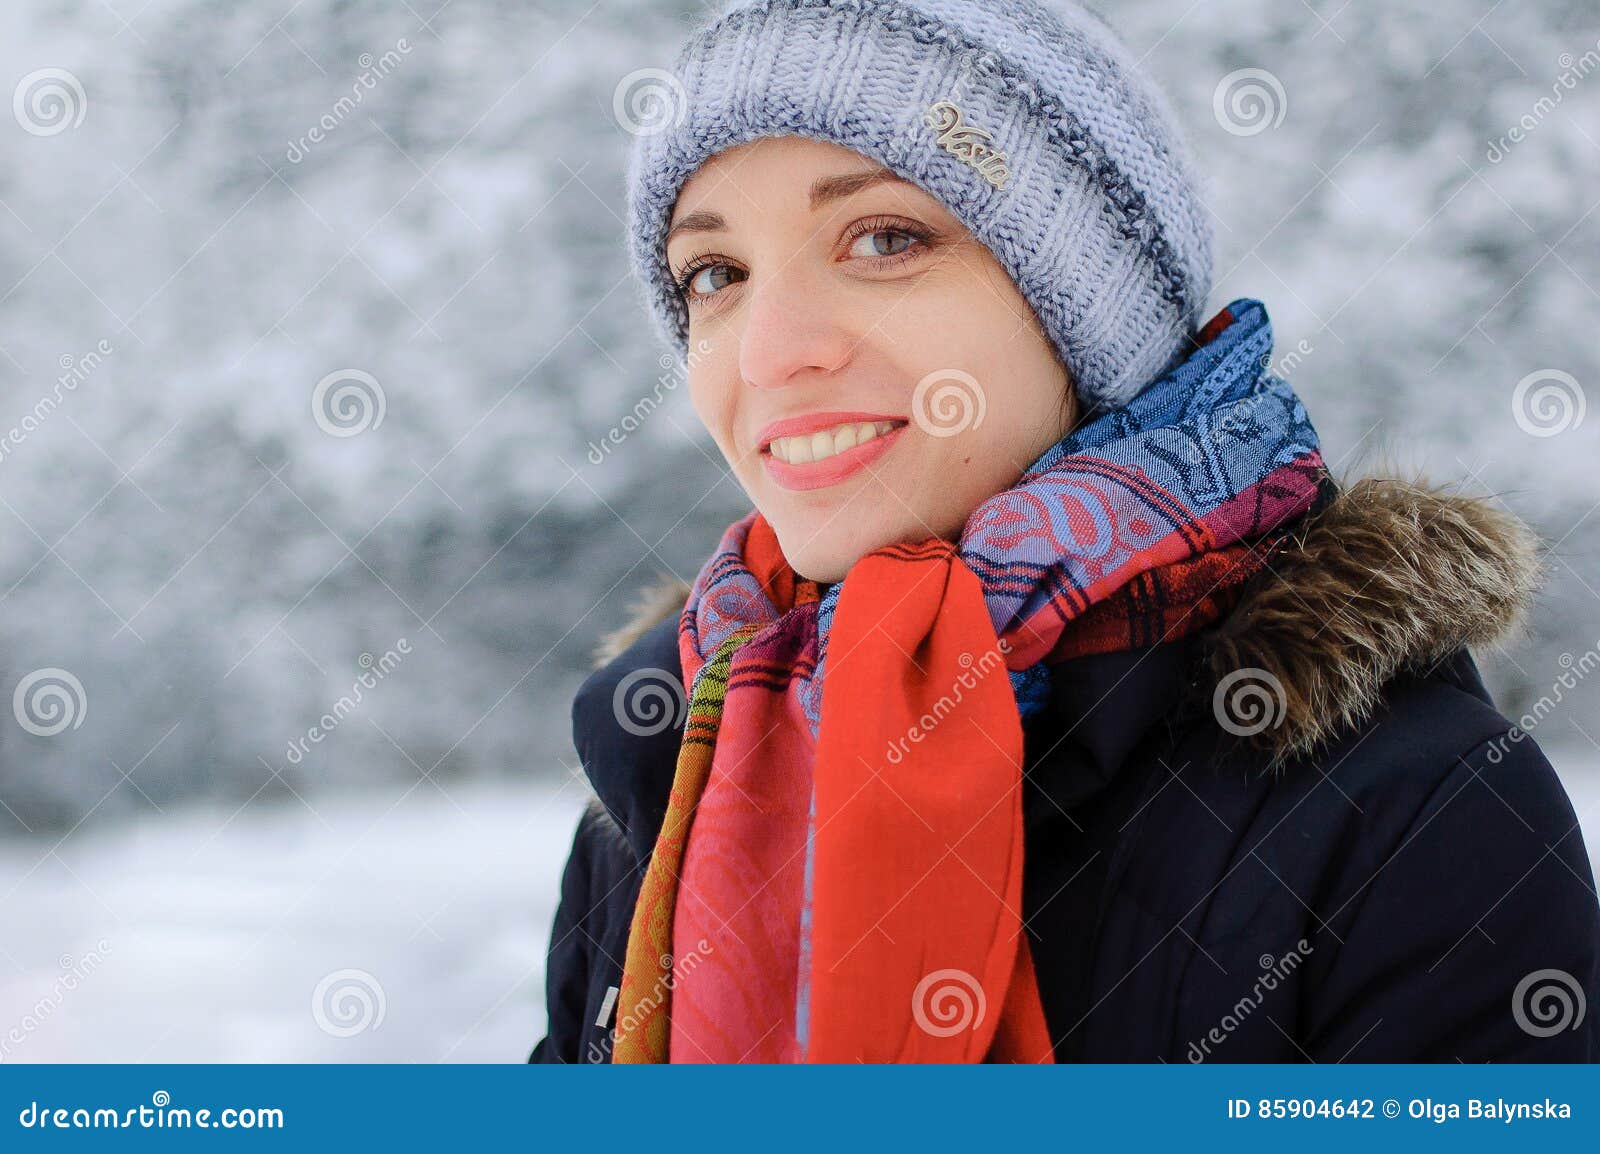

{"left": 665, "top": 135, "right": 1075, "bottom": 583}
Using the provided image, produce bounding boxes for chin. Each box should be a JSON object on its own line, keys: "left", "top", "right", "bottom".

{"left": 769, "top": 517, "right": 866, "bottom": 585}
{"left": 782, "top": 543, "right": 853, "bottom": 586}
{"left": 775, "top": 511, "right": 941, "bottom": 586}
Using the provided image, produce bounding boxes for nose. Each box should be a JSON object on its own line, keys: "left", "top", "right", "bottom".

{"left": 736, "top": 262, "right": 854, "bottom": 391}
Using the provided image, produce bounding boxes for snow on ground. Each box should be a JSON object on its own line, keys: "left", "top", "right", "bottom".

{"left": 0, "top": 778, "right": 588, "bottom": 1063}
{"left": 1556, "top": 749, "right": 1600, "bottom": 870}
{"left": 1562, "top": 754, "right": 1600, "bottom": 821}
{"left": 0, "top": 751, "right": 1595, "bottom": 1064}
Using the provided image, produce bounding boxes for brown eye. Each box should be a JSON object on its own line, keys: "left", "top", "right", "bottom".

{"left": 847, "top": 228, "right": 918, "bottom": 259}
{"left": 686, "top": 263, "right": 745, "bottom": 298}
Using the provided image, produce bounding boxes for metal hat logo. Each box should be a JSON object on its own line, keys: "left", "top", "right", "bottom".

{"left": 924, "top": 100, "right": 1012, "bottom": 190}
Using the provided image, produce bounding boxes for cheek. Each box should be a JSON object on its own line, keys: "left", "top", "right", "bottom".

{"left": 687, "top": 367, "right": 739, "bottom": 457}
{"left": 902, "top": 324, "right": 1067, "bottom": 479}
{"left": 883, "top": 281, "right": 1024, "bottom": 396}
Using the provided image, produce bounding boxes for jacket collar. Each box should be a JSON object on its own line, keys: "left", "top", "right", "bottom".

{"left": 1020, "top": 640, "right": 1197, "bottom": 813}
{"left": 572, "top": 476, "right": 1543, "bottom": 862}
{"left": 570, "top": 610, "right": 686, "bottom": 864}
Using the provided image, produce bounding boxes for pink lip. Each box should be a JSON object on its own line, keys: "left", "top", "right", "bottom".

{"left": 759, "top": 419, "right": 909, "bottom": 492}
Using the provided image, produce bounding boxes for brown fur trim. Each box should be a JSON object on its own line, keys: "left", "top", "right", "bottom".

{"left": 590, "top": 569, "right": 693, "bottom": 669}
{"left": 592, "top": 478, "right": 1546, "bottom": 764}
{"left": 1201, "top": 476, "right": 1544, "bottom": 763}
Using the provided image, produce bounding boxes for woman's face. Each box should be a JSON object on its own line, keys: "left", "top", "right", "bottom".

{"left": 666, "top": 136, "right": 1074, "bottom": 583}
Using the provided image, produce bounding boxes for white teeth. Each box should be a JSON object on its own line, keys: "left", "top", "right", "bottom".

{"left": 767, "top": 420, "right": 901, "bottom": 466}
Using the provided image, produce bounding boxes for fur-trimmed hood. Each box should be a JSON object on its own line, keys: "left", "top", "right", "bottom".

{"left": 589, "top": 477, "right": 1543, "bottom": 762}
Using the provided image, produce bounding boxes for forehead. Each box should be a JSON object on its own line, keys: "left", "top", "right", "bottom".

{"left": 667, "top": 139, "right": 935, "bottom": 239}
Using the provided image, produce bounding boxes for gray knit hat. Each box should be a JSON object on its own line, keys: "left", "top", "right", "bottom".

{"left": 623, "top": 0, "right": 1216, "bottom": 411}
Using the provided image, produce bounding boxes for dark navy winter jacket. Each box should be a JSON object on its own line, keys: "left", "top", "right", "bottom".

{"left": 531, "top": 479, "right": 1600, "bottom": 1063}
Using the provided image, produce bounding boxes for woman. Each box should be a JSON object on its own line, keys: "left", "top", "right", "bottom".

{"left": 533, "top": 0, "right": 1599, "bottom": 1063}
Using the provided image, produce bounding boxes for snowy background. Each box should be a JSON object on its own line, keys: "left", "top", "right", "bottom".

{"left": 0, "top": 0, "right": 1596, "bottom": 1061}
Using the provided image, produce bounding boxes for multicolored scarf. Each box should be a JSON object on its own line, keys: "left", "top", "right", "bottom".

{"left": 613, "top": 298, "right": 1327, "bottom": 1063}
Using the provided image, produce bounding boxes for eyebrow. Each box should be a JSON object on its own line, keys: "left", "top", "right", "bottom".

{"left": 664, "top": 167, "right": 914, "bottom": 245}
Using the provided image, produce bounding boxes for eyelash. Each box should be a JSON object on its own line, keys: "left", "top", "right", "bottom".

{"left": 670, "top": 215, "right": 934, "bottom": 305}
